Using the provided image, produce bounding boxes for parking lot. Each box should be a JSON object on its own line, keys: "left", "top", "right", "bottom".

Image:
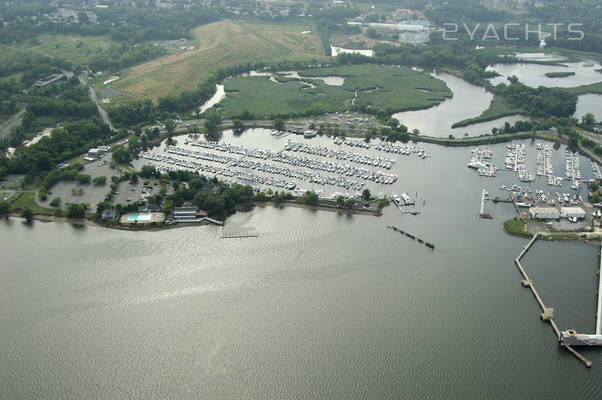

{"left": 38, "top": 153, "right": 119, "bottom": 212}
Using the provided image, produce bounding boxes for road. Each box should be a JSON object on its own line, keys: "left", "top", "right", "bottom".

{"left": 78, "top": 75, "right": 115, "bottom": 131}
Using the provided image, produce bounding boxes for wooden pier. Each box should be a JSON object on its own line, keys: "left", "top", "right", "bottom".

{"left": 492, "top": 197, "right": 513, "bottom": 204}
{"left": 387, "top": 225, "right": 434, "bottom": 250}
{"left": 513, "top": 234, "right": 592, "bottom": 367}
{"left": 220, "top": 231, "right": 259, "bottom": 239}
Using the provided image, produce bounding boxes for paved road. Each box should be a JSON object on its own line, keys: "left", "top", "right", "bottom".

{"left": 78, "top": 75, "right": 115, "bottom": 131}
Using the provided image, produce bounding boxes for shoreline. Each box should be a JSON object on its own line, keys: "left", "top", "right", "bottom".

{"left": 503, "top": 217, "right": 602, "bottom": 244}
{"left": 8, "top": 198, "right": 385, "bottom": 231}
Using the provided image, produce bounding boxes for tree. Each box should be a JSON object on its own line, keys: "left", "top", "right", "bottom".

{"left": 164, "top": 118, "right": 176, "bottom": 136}
{"left": 568, "top": 136, "right": 579, "bottom": 152}
{"left": 362, "top": 189, "right": 371, "bottom": 200}
{"left": 112, "top": 146, "right": 132, "bottom": 164}
{"left": 76, "top": 174, "right": 91, "bottom": 184}
{"left": 0, "top": 201, "right": 9, "bottom": 218}
{"left": 20, "top": 208, "right": 33, "bottom": 223}
{"left": 582, "top": 112, "right": 596, "bottom": 127}
{"left": 50, "top": 197, "right": 62, "bottom": 207}
{"left": 336, "top": 195, "right": 345, "bottom": 208}
{"left": 204, "top": 110, "right": 222, "bottom": 133}
{"left": 66, "top": 203, "right": 87, "bottom": 218}
{"left": 272, "top": 118, "right": 285, "bottom": 132}
{"left": 140, "top": 165, "right": 156, "bottom": 179}
{"left": 93, "top": 176, "right": 107, "bottom": 185}
{"left": 302, "top": 191, "right": 318, "bottom": 206}
{"left": 232, "top": 119, "right": 245, "bottom": 134}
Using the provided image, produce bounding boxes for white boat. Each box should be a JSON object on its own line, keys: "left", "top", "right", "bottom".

{"left": 468, "top": 160, "right": 487, "bottom": 169}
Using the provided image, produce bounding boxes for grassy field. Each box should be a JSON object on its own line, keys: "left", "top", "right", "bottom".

{"left": 302, "top": 64, "right": 451, "bottom": 112}
{"left": 221, "top": 76, "right": 351, "bottom": 117}
{"left": 452, "top": 95, "right": 524, "bottom": 128}
{"left": 113, "top": 20, "right": 326, "bottom": 100}
{"left": 563, "top": 81, "right": 602, "bottom": 95}
{"left": 9, "top": 193, "right": 53, "bottom": 215}
{"left": 219, "top": 64, "right": 451, "bottom": 117}
{"left": 3, "top": 35, "right": 111, "bottom": 66}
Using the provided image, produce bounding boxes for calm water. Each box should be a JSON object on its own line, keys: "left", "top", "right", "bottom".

{"left": 488, "top": 60, "right": 602, "bottom": 88}
{"left": 574, "top": 94, "right": 602, "bottom": 122}
{"left": 392, "top": 73, "right": 530, "bottom": 138}
{"left": 2, "top": 139, "right": 601, "bottom": 399}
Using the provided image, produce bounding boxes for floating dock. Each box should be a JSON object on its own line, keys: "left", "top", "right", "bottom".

{"left": 514, "top": 234, "right": 593, "bottom": 367}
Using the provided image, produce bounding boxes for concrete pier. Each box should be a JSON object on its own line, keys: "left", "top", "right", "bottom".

{"left": 514, "top": 234, "right": 593, "bottom": 367}
{"left": 479, "top": 189, "right": 491, "bottom": 219}
{"left": 561, "top": 243, "right": 602, "bottom": 349}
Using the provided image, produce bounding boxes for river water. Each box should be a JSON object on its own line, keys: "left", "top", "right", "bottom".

{"left": 2, "top": 137, "right": 601, "bottom": 399}
{"left": 392, "top": 73, "right": 530, "bottom": 137}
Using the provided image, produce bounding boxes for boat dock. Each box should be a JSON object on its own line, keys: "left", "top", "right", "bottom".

{"left": 479, "top": 189, "right": 491, "bottom": 219}
{"left": 387, "top": 225, "right": 434, "bottom": 249}
{"left": 391, "top": 195, "right": 420, "bottom": 215}
{"left": 514, "top": 234, "right": 593, "bottom": 367}
{"left": 492, "top": 197, "right": 513, "bottom": 204}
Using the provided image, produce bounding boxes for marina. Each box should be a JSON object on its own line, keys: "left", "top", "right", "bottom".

{"left": 6, "top": 135, "right": 602, "bottom": 399}
{"left": 137, "top": 132, "right": 426, "bottom": 198}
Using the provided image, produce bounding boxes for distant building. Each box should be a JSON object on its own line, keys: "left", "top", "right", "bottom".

{"left": 173, "top": 206, "right": 209, "bottom": 222}
{"left": 529, "top": 207, "right": 560, "bottom": 220}
{"left": 173, "top": 207, "right": 197, "bottom": 221}
{"left": 84, "top": 146, "right": 110, "bottom": 161}
{"left": 101, "top": 209, "right": 118, "bottom": 221}
{"left": 32, "top": 74, "right": 66, "bottom": 88}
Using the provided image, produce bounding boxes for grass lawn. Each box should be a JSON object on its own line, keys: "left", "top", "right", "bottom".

{"left": 3, "top": 34, "right": 111, "bottom": 66}
{"left": 9, "top": 193, "right": 53, "bottom": 215}
{"left": 452, "top": 94, "right": 525, "bottom": 128}
{"left": 113, "top": 20, "right": 326, "bottom": 100}
{"left": 220, "top": 64, "right": 451, "bottom": 118}
{"left": 504, "top": 218, "right": 533, "bottom": 238}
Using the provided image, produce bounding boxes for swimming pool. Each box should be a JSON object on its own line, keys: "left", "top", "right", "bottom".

{"left": 127, "top": 213, "right": 152, "bottom": 222}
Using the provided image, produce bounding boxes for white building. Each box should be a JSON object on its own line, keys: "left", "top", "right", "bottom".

{"left": 560, "top": 207, "right": 586, "bottom": 219}
{"left": 84, "top": 148, "right": 101, "bottom": 161}
{"left": 529, "top": 207, "right": 560, "bottom": 220}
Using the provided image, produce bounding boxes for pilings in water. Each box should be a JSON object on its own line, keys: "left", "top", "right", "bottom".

{"left": 514, "top": 233, "right": 593, "bottom": 368}
{"left": 387, "top": 225, "right": 434, "bottom": 249}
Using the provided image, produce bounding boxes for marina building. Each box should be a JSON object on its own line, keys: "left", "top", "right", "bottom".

{"left": 173, "top": 207, "right": 197, "bottom": 221}
{"left": 529, "top": 207, "right": 560, "bottom": 220}
{"left": 560, "top": 207, "right": 586, "bottom": 219}
{"left": 32, "top": 74, "right": 66, "bottom": 88}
